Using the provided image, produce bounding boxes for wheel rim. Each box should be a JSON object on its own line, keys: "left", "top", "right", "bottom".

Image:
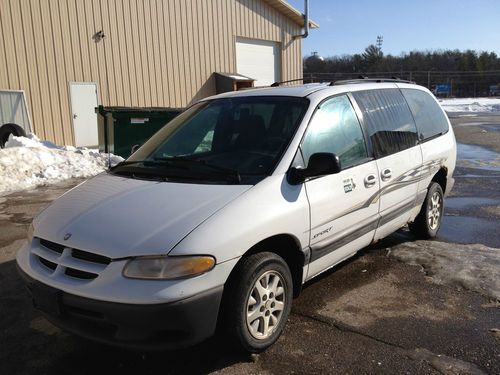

{"left": 427, "top": 191, "right": 442, "bottom": 230}
{"left": 246, "top": 270, "right": 286, "bottom": 340}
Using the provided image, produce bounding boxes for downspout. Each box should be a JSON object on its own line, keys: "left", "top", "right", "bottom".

{"left": 294, "top": 0, "right": 309, "bottom": 38}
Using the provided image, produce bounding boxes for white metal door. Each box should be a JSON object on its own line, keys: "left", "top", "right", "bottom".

{"left": 301, "top": 95, "right": 380, "bottom": 279}
{"left": 70, "top": 82, "right": 98, "bottom": 147}
{"left": 305, "top": 161, "right": 380, "bottom": 278}
{"left": 235, "top": 38, "right": 281, "bottom": 86}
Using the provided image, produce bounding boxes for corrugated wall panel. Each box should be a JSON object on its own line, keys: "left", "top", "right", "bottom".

{"left": 159, "top": 0, "right": 174, "bottom": 106}
{"left": 128, "top": 0, "right": 145, "bottom": 106}
{"left": 52, "top": 0, "right": 71, "bottom": 143}
{"left": 8, "top": 0, "right": 31, "bottom": 106}
{"left": 114, "top": 0, "right": 131, "bottom": 105}
{"left": 0, "top": 0, "right": 304, "bottom": 145}
{"left": 42, "top": 0, "right": 63, "bottom": 143}
{"left": 0, "top": 9, "right": 8, "bottom": 89}
{"left": 29, "top": 0, "right": 53, "bottom": 140}
{"left": 18, "top": 0, "right": 42, "bottom": 138}
{"left": 167, "top": 0, "right": 181, "bottom": 107}
{"left": 107, "top": 0, "right": 125, "bottom": 106}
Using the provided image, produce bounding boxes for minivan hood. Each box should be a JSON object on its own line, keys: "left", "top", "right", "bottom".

{"left": 34, "top": 173, "right": 251, "bottom": 258}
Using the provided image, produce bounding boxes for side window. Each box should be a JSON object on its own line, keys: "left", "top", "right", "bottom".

{"left": 352, "top": 89, "right": 418, "bottom": 158}
{"left": 301, "top": 95, "right": 367, "bottom": 169}
{"left": 401, "top": 88, "right": 449, "bottom": 141}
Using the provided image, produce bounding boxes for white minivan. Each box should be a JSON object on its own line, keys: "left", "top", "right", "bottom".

{"left": 17, "top": 80, "right": 456, "bottom": 352}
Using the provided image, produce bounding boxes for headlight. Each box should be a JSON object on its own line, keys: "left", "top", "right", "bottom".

{"left": 27, "top": 222, "right": 35, "bottom": 242}
{"left": 123, "top": 255, "right": 216, "bottom": 280}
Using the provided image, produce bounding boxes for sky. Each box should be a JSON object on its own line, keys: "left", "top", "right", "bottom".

{"left": 286, "top": 0, "right": 500, "bottom": 58}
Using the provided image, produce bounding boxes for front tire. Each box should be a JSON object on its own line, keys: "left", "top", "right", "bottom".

{"left": 223, "top": 252, "right": 293, "bottom": 353}
{"left": 409, "top": 182, "right": 444, "bottom": 239}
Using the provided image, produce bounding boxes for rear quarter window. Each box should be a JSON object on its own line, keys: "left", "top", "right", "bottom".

{"left": 401, "top": 88, "right": 449, "bottom": 141}
{"left": 351, "top": 89, "right": 418, "bottom": 158}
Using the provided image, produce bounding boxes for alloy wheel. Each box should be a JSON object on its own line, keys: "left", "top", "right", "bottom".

{"left": 428, "top": 191, "right": 442, "bottom": 230}
{"left": 246, "top": 270, "right": 286, "bottom": 340}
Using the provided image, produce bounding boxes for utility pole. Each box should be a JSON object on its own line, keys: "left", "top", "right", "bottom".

{"left": 427, "top": 71, "right": 431, "bottom": 89}
{"left": 376, "top": 35, "right": 383, "bottom": 54}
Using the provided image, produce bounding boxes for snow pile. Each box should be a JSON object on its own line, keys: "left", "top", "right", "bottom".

{"left": 390, "top": 240, "right": 500, "bottom": 301}
{"left": 0, "top": 134, "right": 124, "bottom": 196}
{"left": 439, "top": 97, "right": 500, "bottom": 113}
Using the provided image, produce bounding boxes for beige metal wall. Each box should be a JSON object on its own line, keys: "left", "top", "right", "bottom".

{"left": 0, "top": 0, "right": 303, "bottom": 145}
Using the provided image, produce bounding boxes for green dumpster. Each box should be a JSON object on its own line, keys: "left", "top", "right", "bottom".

{"left": 97, "top": 106, "right": 183, "bottom": 158}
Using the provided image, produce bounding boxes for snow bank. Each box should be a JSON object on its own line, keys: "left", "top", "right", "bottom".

{"left": 389, "top": 240, "right": 500, "bottom": 301}
{"left": 439, "top": 97, "right": 500, "bottom": 113}
{"left": 0, "top": 134, "right": 124, "bottom": 196}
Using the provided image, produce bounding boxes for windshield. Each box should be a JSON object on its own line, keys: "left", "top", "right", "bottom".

{"left": 110, "top": 96, "right": 309, "bottom": 184}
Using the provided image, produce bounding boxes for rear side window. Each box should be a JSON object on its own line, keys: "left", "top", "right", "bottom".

{"left": 401, "top": 88, "right": 449, "bottom": 141}
{"left": 301, "top": 95, "right": 367, "bottom": 169}
{"left": 352, "top": 89, "right": 418, "bottom": 158}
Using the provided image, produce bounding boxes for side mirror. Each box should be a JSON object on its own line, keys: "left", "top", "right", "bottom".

{"left": 288, "top": 152, "right": 341, "bottom": 185}
{"left": 131, "top": 144, "right": 141, "bottom": 154}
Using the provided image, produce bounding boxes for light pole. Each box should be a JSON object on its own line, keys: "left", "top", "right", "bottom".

{"left": 427, "top": 68, "right": 436, "bottom": 90}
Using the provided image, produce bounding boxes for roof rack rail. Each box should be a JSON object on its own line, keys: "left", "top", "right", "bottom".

{"left": 270, "top": 78, "right": 305, "bottom": 87}
{"left": 329, "top": 77, "right": 416, "bottom": 86}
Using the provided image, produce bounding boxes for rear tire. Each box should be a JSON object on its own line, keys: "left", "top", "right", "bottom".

{"left": 222, "top": 252, "right": 293, "bottom": 353}
{"left": 409, "top": 182, "right": 444, "bottom": 239}
{"left": 0, "top": 123, "right": 26, "bottom": 148}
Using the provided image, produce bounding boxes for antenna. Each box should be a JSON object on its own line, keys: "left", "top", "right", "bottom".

{"left": 376, "top": 35, "right": 383, "bottom": 53}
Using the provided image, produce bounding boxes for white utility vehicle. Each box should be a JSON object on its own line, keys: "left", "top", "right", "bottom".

{"left": 17, "top": 79, "right": 456, "bottom": 352}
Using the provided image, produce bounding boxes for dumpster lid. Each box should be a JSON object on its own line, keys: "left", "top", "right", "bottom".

{"left": 97, "top": 105, "right": 184, "bottom": 114}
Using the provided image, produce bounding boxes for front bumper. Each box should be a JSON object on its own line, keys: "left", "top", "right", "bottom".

{"left": 18, "top": 266, "right": 223, "bottom": 350}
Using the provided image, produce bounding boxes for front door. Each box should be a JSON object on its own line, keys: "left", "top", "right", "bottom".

{"left": 301, "top": 95, "right": 380, "bottom": 279}
{"left": 70, "top": 82, "right": 98, "bottom": 147}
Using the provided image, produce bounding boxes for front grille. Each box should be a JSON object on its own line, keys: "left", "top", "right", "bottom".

{"left": 39, "top": 239, "right": 64, "bottom": 254}
{"left": 39, "top": 257, "right": 57, "bottom": 271}
{"left": 33, "top": 238, "right": 111, "bottom": 281}
{"left": 65, "top": 267, "right": 98, "bottom": 280}
{"left": 72, "top": 249, "right": 111, "bottom": 265}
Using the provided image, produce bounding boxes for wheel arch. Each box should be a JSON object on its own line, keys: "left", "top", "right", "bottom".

{"left": 227, "top": 234, "right": 306, "bottom": 298}
{"left": 431, "top": 167, "right": 447, "bottom": 193}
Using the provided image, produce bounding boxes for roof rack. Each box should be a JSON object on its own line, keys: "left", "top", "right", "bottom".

{"left": 330, "top": 76, "right": 415, "bottom": 86}
{"left": 270, "top": 78, "right": 306, "bottom": 87}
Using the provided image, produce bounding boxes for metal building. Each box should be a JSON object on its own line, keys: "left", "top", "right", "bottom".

{"left": 0, "top": 0, "right": 317, "bottom": 146}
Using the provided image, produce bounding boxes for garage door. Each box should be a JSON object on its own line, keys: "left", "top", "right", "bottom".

{"left": 235, "top": 38, "right": 281, "bottom": 86}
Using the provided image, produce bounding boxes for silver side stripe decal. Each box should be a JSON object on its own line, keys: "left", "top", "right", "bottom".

{"left": 310, "top": 199, "right": 419, "bottom": 263}
{"left": 310, "top": 158, "right": 445, "bottom": 231}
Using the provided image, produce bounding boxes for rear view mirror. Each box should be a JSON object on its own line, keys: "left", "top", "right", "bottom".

{"left": 288, "top": 152, "right": 341, "bottom": 185}
{"left": 131, "top": 144, "right": 141, "bottom": 154}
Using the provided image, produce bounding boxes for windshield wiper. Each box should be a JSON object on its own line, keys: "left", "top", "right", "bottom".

{"left": 111, "top": 159, "right": 189, "bottom": 170}
{"left": 154, "top": 156, "right": 241, "bottom": 183}
{"left": 110, "top": 160, "right": 149, "bottom": 169}
{"left": 111, "top": 169, "right": 168, "bottom": 182}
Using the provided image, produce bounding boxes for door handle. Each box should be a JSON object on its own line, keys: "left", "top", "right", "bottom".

{"left": 364, "top": 174, "right": 377, "bottom": 188}
{"left": 381, "top": 168, "right": 392, "bottom": 181}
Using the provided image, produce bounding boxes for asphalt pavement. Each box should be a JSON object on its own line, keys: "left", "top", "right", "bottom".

{"left": 0, "top": 114, "right": 499, "bottom": 374}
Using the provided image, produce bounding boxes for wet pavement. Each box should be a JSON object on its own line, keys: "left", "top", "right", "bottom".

{"left": 0, "top": 115, "right": 499, "bottom": 374}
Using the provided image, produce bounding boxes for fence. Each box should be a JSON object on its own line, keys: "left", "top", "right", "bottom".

{"left": 302, "top": 71, "right": 500, "bottom": 98}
